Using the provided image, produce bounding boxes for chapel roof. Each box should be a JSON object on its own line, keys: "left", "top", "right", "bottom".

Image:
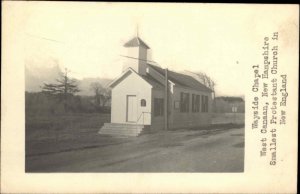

{"left": 141, "top": 74, "right": 164, "bottom": 90}
{"left": 147, "top": 64, "right": 213, "bottom": 92}
{"left": 123, "top": 37, "right": 150, "bottom": 49}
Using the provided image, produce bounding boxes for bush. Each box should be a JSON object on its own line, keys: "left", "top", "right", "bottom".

{"left": 25, "top": 92, "right": 111, "bottom": 116}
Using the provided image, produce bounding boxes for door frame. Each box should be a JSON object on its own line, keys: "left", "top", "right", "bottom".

{"left": 126, "top": 95, "right": 137, "bottom": 123}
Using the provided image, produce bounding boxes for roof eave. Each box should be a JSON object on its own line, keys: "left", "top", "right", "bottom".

{"left": 108, "top": 67, "right": 153, "bottom": 89}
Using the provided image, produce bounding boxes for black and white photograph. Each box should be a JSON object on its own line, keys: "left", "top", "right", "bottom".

{"left": 1, "top": 2, "right": 298, "bottom": 193}
{"left": 24, "top": 3, "right": 245, "bottom": 172}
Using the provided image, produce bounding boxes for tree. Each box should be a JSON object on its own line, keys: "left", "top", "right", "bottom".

{"left": 99, "top": 87, "right": 111, "bottom": 107}
{"left": 90, "top": 82, "right": 111, "bottom": 109}
{"left": 90, "top": 82, "right": 103, "bottom": 108}
{"left": 186, "top": 71, "right": 216, "bottom": 98}
{"left": 185, "top": 70, "right": 216, "bottom": 112}
{"left": 41, "top": 68, "right": 80, "bottom": 112}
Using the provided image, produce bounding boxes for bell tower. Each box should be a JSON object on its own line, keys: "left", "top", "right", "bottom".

{"left": 122, "top": 29, "right": 150, "bottom": 75}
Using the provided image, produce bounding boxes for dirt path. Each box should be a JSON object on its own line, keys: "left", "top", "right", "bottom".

{"left": 26, "top": 127, "right": 244, "bottom": 172}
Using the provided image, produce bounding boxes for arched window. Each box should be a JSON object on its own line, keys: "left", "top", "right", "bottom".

{"left": 141, "top": 99, "right": 146, "bottom": 107}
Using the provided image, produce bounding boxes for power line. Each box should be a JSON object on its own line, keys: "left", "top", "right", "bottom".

{"left": 119, "top": 55, "right": 158, "bottom": 65}
{"left": 25, "top": 33, "right": 105, "bottom": 51}
{"left": 25, "top": 33, "right": 65, "bottom": 44}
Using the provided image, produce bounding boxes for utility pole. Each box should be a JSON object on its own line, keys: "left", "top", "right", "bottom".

{"left": 164, "top": 68, "right": 168, "bottom": 130}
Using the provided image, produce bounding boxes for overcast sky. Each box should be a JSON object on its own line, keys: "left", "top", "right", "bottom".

{"left": 23, "top": 2, "right": 296, "bottom": 96}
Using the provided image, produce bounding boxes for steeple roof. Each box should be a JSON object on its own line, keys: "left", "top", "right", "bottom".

{"left": 123, "top": 37, "right": 150, "bottom": 49}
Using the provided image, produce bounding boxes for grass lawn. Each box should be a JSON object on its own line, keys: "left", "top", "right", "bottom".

{"left": 26, "top": 112, "right": 244, "bottom": 156}
{"left": 212, "top": 113, "right": 245, "bottom": 124}
{"left": 25, "top": 113, "right": 130, "bottom": 156}
{"left": 26, "top": 126, "right": 244, "bottom": 172}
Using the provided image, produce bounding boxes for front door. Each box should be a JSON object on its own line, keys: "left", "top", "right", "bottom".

{"left": 126, "top": 95, "right": 137, "bottom": 122}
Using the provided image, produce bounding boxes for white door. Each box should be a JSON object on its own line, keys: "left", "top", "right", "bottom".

{"left": 127, "top": 95, "right": 137, "bottom": 122}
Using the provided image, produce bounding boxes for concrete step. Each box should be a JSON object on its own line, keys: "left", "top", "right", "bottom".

{"left": 99, "top": 123, "right": 145, "bottom": 137}
{"left": 101, "top": 126, "right": 143, "bottom": 132}
{"left": 101, "top": 126, "right": 144, "bottom": 131}
{"left": 99, "top": 131, "right": 139, "bottom": 137}
{"left": 104, "top": 123, "right": 144, "bottom": 128}
{"left": 103, "top": 123, "right": 144, "bottom": 129}
{"left": 100, "top": 129, "right": 142, "bottom": 135}
{"left": 101, "top": 127, "right": 142, "bottom": 132}
{"left": 99, "top": 131, "right": 140, "bottom": 137}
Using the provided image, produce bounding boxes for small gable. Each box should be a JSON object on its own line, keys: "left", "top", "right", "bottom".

{"left": 109, "top": 69, "right": 154, "bottom": 89}
{"left": 109, "top": 70, "right": 133, "bottom": 88}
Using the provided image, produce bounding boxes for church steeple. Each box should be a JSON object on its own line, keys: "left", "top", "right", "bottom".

{"left": 123, "top": 25, "right": 150, "bottom": 49}
{"left": 122, "top": 28, "right": 150, "bottom": 75}
{"left": 123, "top": 37, "right": 150, "bottom": 49}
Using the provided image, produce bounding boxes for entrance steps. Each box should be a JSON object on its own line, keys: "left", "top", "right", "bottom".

{"left": 99, "top": 123, "right": 148, "bottom": 137}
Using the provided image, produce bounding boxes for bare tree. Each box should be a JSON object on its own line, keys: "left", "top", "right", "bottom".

{"left": 100, "top": 88, "right": 111, "bottom": 107}
{"left": 90, "top": 82, "right": 111, "bottom": 108}
{"left": 186, "top": 71, "right": 216, "bottom": 98}
{"left": 41, "top": 68, "right": 80, "bottom": 112}
{"left": 90, "top": 82, "right": 103, "bottom": 108}
{"left": 184, "top": 70, "right": 216, "bottom": 112}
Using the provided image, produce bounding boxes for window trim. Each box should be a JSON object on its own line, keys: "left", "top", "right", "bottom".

{"left": 141, "top": 99, "right": 146, "bottom": 107}
{"left": 201, "top": 95, "right": 209, "bottom": 113}
{"left": 154, "top": 98, "right": 164, "bottom": 117}
{"left": 180, "top": 92, "right": 190, "bottom": 113}
{"left": 192, "top": 94, "right": 200, "bottom": 113}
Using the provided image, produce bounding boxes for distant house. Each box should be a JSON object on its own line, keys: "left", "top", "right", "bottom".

{"left": 99, "top": 35, "right": 213, "bottom": 136}
{"left": 213, "top": 96, "right": 245, "bottom": 113}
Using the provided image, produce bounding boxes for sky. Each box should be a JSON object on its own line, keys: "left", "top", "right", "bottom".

{"left": 23, "top": 2, "right": 296, "bottom": 96}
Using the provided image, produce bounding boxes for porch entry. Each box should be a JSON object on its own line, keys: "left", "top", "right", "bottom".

{"left": 126, "top": 95, "right": 137, "bottom": 122}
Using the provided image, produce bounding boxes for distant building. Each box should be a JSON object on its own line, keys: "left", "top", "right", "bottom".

{"left": 99, "top": 35, "right": 213, "bottom": 136}
{"left": 213, "top": 96, "right": 245, "bottom": 113}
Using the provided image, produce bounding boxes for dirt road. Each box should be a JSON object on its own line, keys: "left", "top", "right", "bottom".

{"left": 26, "top": 127, "right": 244, "bottom": 172}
